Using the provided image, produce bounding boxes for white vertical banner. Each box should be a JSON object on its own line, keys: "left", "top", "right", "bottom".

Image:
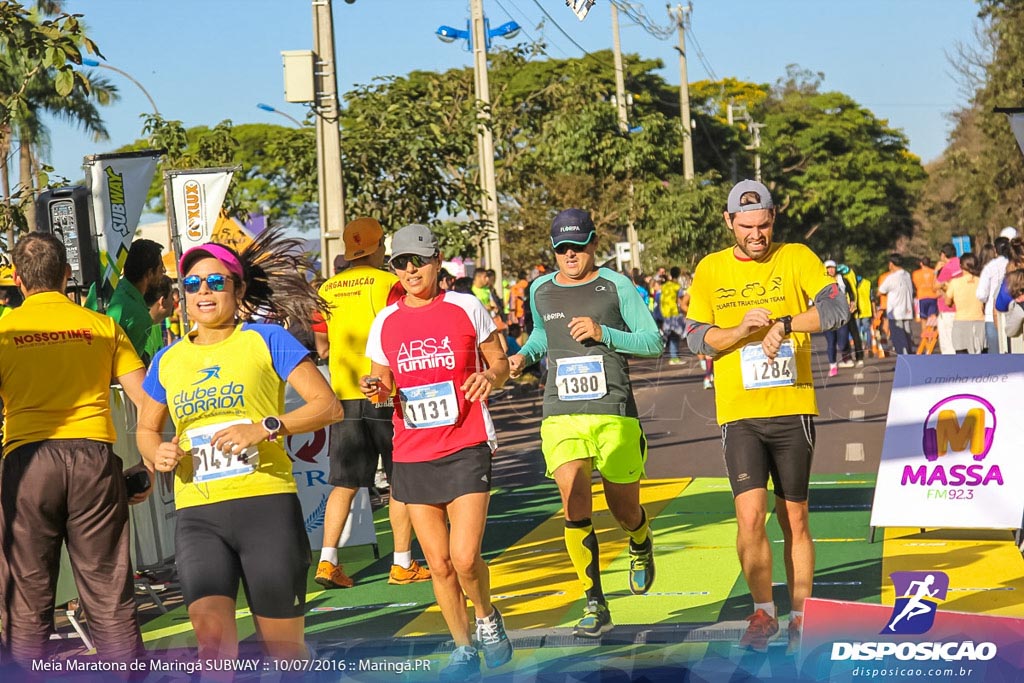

{"left": 1006, "top": 111, "right": 1024, "bottom": 158}
{"left": 285, "top": 365, "right": 377, "bottom": 552}
{"left": 165, "top": 167, "right": 237, "bottom": 261}
{"left": 84, "top": 150, "right": 162, "bottom": 303}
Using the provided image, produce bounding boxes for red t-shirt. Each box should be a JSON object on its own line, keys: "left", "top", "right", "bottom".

{"left": 366, "top": 291, "right": 497, "bottom": 462}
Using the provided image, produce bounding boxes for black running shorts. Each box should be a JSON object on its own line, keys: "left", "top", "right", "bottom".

{"left": 328, "top": 398, "right": 395, "bottom": 488}
{"left": 391, "top": 444, "right": 492, "bottom": 505}
{"left": 175, "top": 493, "right": 311, "bottom": 618}
{"left": 720, "top": 415, "right": 816, "bottom": 502}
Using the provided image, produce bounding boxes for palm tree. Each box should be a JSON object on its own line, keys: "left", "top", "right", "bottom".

{"left": 0, "top": 1, "right": 117, "bottom": 243}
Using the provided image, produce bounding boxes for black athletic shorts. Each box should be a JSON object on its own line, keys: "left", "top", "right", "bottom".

{"left": 329, "top": 398, "right": 395, "bottom": 488}
{"left": 720, "top": 415, "right": 816, "bottom": 502}
{"left": 175, "top": 493, "right": 311, "bottom": 619}
{"left": 391, "top": 444, "right": 492, "bottom": 505}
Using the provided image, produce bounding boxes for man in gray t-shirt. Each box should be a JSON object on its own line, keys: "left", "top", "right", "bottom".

{"left": 878, "top": 253, "right": 915, "bottom": 354}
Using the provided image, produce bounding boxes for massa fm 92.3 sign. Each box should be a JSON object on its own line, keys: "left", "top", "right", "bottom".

{"left": 870, "top": 355, "right": 1024, "bottom": 531}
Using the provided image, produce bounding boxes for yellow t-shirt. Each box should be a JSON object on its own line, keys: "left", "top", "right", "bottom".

{"left": 687, "top": 243, "right": 835, "bottom": 425}
{"left": 144, "top": 323, "right": 308, "bottom": 509}
{"left": 318, "top": 265, "right": 399, "bottom": 400}
{"left": 856, "top": 278, "right": 873, "bottom": 318}
{"left": 0, "top": 291, "right": 143, "bottom": 455}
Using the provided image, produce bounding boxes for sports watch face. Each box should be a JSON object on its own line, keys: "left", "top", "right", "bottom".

{"left": 263, "top": 416, "right": 282, "bottom": 434}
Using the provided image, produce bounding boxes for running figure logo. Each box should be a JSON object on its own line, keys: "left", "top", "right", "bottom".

{"left": 883, "top": 571, "right": 949, "bottom": 635}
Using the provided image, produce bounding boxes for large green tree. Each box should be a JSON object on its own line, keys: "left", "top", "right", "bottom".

{"left": 755, "top": 67, "right": 925, "bottom": 273}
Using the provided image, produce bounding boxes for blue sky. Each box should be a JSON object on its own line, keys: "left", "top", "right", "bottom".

{"left": 41, "top": 0, "right": 982, "bottom": 184}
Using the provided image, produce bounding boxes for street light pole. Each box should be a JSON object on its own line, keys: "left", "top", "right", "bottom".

{"left": 610, "top": 4, "right": 641, "bottom": 274}
{"left": 469, "top": 0, "right": 503, "bottom": 290}
{"left": 256, "top": 103, "right": 303, "bottom": 127}
{"left": 81, "top": 58, "right": 159, "bottom": 115}
{"left": 312, "top": 0, "right": 346, "bottom": 276}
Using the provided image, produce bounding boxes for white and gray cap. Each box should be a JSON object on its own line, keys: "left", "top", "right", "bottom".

{"left": 727, "top": 179, "right": 774, "bottom": 214}
{"left": 390, "top": 223, "right": 439, "bottom": 258}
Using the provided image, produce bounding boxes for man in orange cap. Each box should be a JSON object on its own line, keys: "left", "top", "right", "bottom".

{"left": 314, "top": 217, "right": 430, "bottom": 588}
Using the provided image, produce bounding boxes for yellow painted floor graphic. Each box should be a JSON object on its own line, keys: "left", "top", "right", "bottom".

{"left": 395, "top": 478, "right": 693, "bottom": 637}
{"left": 881, "top": 527, "right": 1024, "bottom": 617}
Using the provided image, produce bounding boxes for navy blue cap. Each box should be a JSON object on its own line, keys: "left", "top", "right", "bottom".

{"left": 550, "top": 208, "right": 596, "bottom": 248}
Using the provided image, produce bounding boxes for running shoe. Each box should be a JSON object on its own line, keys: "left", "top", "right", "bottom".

{"left": 838, "top": 359, "right": 855, "bottom": 368}
{"left": 314, "top": 560, "right": 354, "bottom": 589}
{"left": 439, "top": 645, "right": 480, "bottom": 682}
{"left": 786, "top": 615, "right": 803, "bottom": 656}
{"left": 668, "top": 358, "right": 684, "bottom": 365}
{"left": 739, "top": 608, "right": 780, "bottom": 652}
{"left": 703, "top": 377, "right": 713, "bottom": 390}
{"left": 475, "top": 608, "right": 513, "bottom": 668}
{"left": 628, "top": 537, "right": 655, "bottom": 595}
{"left": 573, "top": 600, "right": 613, "bottom": 638}
{"left": 856, "top": 359, "right": 865, "bottom": 368}
{"left": 828, "top": 364, "right": 838, "bottom": 377}
{"left": 373, "top": 468, "right": 390, "bottom": 492}
{"left": 388, "top": 559, "right": 431, "bottom": 585}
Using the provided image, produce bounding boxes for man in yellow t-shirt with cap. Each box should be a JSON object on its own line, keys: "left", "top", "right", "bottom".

{"left": 0, "top": 232, "right": 149, "bottom": 670}
{"left": 314, "top": 217, "right": 430, "bottom": 588}
{"left": 685, "top": 180, "right": 849, "bottom": 656}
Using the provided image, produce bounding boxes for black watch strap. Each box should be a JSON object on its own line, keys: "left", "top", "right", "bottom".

{"left": 779, "top": 316, "right": 793, "bottom": 336}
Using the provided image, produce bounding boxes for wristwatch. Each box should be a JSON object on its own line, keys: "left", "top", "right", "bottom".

{"left": 777, "top": 315, "right": 793, "bottom": 336}
{"left": 261, "top": 416, "right": 283, "bottom": 441}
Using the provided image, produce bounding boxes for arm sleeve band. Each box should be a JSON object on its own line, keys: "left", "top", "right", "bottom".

{"left": 684, "top": 319, "right": 719, "bottom": 357}
{"left": 815, "top": 284, "right": 851, "bottom": 331}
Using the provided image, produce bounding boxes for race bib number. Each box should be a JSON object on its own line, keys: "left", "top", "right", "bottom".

{"left": 399, "top": 381, "right": 459, "bottom": 429}
{"left": 556, "top": 355, "right": 608, "bottom": 401}
{"left": 185, "top": 419, "right": 258, "bottom": 483}
{"left": 740, "top": 340, "right": 795, "bottom": 389}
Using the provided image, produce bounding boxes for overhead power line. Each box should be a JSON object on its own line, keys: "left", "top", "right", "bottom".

{"left": 609, "top": 0, "right": 675, "bottom": 39}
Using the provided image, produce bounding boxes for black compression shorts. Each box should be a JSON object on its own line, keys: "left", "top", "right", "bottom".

{"left": 720, "top": 415, "right": 816, "bottom": 502}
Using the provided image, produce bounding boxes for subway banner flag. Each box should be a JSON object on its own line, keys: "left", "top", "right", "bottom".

{"left": 869, "top": 355, "right": 1024, "bottom": 530}
{"left": 85, "top": 149, "right": 162, "bottom": 304}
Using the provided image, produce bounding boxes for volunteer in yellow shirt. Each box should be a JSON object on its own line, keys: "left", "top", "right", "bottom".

{"left": 314, "top": 216, "right": 429, "bottom": 589}
{"left": 0, "top": 232, "right": 148, "bottom": 669}
{"left": 685, "top": 180, "right": 849, "bottom": 655}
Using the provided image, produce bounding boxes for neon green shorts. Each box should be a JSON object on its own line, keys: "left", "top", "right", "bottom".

{"left": 540, "top": 414, "right": 647, "bottom": 484}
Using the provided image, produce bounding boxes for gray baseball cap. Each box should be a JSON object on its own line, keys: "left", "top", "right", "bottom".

{"left": 390, "top": 224, "right": 439, "bottom": 258}
{"left": 727, "top": 179, "right": 774, "bottom": 213}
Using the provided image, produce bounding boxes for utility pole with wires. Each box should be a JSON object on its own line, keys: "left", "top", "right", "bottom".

{"left": 727, "top": 102, "right": 763, "bottom": 182}
{"left": 668, "top": 3, "right": 694, "bottom": 181}
{"left": 610, "top": 3, "right": 641, "bottom": 274}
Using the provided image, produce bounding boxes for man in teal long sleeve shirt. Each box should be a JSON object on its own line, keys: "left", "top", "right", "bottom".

{"left": 508, "top": 209, "right": 662, "bottom": 639}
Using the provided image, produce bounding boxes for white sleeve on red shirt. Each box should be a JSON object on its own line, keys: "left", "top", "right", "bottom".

{"left": 365, "top": 303, "right": 399, "bottom": 366}
{"left": 443, "top": 291, "right": 497, "bottom": 343}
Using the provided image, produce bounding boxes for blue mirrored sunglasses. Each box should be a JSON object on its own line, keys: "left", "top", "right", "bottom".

{"left": 183, "top": 273, "right": 228, "bottom": 294}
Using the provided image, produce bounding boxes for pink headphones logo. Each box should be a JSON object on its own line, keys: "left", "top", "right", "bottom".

{"left": 922, "top": 394, "right": 996, "bottom": 463}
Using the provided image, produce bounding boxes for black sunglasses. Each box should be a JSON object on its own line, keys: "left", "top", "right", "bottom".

{"left": 553, "top": 239, "right": 592, "bottom": 255}
{"left": 183, "top": 273, "right": 228, "bottom": 294}
{"left": 391, "top": 253, "right": 436, "bottom": 270}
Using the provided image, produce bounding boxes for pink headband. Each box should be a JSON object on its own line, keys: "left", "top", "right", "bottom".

{"left": 179, "top": 243, "right": 244, "bottom": 281}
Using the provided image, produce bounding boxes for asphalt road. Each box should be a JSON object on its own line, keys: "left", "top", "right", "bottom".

{"left": 488, "top": 334, "right": 896, "bottom": 486}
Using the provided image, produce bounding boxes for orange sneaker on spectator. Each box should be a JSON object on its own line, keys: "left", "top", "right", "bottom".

{"left": 315, "top": 560, "right": 354, "bottom": 589}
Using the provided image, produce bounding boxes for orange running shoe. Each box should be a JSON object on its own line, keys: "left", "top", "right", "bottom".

{"left": 388, "top": 559, "right": 431, "bottom": 585}
{"left": 739, "top": 608, "right": 779, "bottom": 652}
{"left": 315, "top": 560, "right": 354, "bottom": 589}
